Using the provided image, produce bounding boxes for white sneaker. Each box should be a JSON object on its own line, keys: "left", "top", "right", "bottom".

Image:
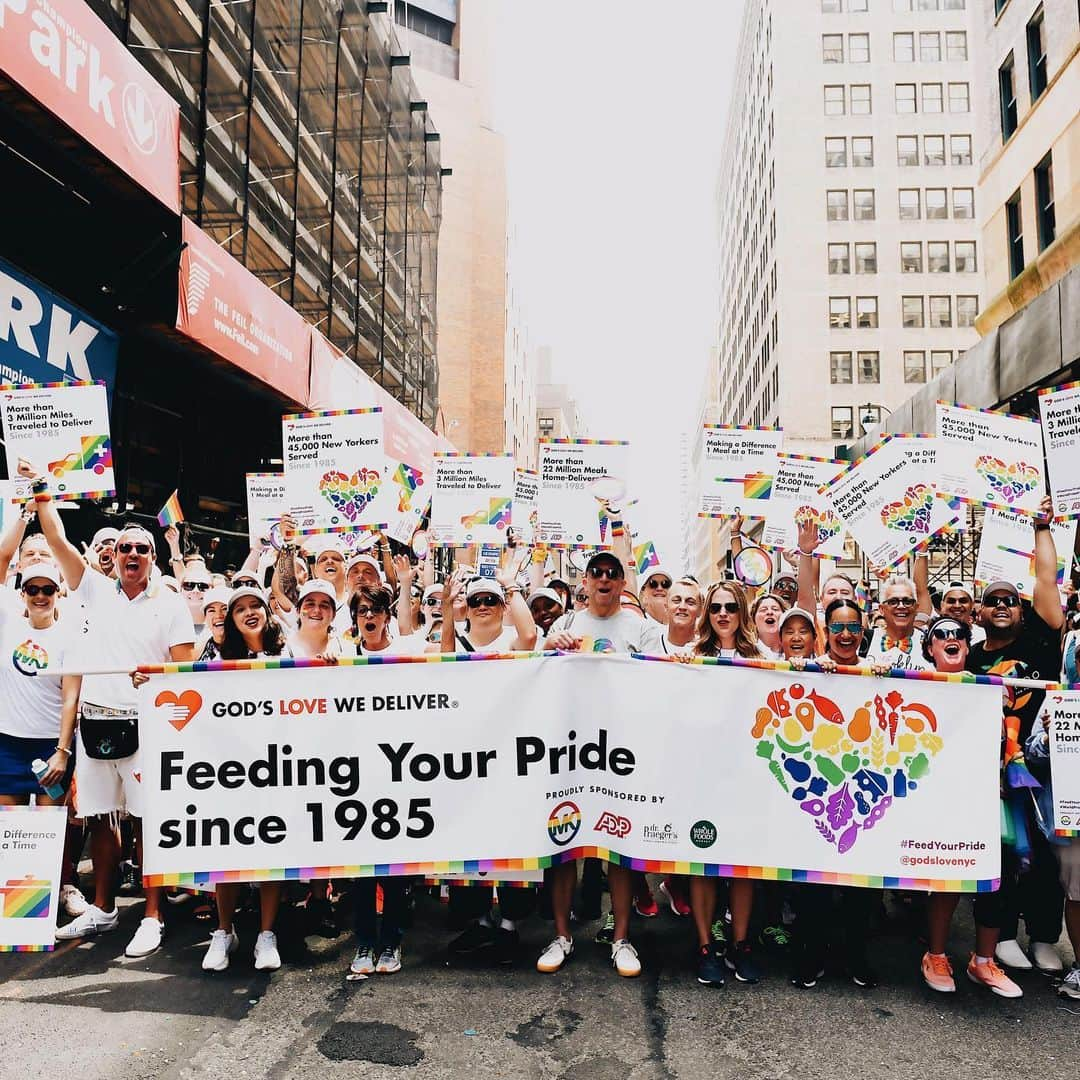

{"left": 202, "top": 928, "right": 239, "bottom": 972}
{"left": 124, "top": 917, "right": 164, "bottom": 958}
{"left": 995, "top": 939, "right": 1033, "bottom": 970}
{"left": 350, "top": 945, "right": 376, "bottom": 975}
{"left": 536, "top": 935, "right": 574, "bottom": 974}
{"left": 376, "top": 945, "right": 402, "bottom": 973}
{"left": 1059, "top": 963, "right": 1080, "bottom": 1000}
{"left": 1031, "top": 941, "right": 1064, "bottom": 973}
{"left": 611, "top": 938, "right": 641, "bottom": 977}
{"left": 254, "top": 930, "right": 281, "bottom": 971}
{"left": 60, "top": 885, "right": 89, "bottom": 918}
{"left": 55, "top": 903, "right": 118, "bottom": 941}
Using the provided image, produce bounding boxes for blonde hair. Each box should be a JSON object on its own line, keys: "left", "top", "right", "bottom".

{"left": 695, "top": 580, "right": 761, "bottom": 658}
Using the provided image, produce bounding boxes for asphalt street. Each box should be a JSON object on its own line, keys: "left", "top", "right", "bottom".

{"left": 1, "top": 879, "right": 1078, "bottom": 1079}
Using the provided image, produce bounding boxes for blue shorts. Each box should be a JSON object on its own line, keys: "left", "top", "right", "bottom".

{"left": 0, "top": 731, "right": 73, "bottom": 797}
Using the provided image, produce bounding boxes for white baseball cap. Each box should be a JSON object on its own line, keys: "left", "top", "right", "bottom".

{"left": 466, "top": 579, "right": 505, "bottom": 603}
{"left": 21, "top": 563, "right": 62, "bottom": 589}
{"left": 298, "top": 579, "right": 339, "bottom": 607}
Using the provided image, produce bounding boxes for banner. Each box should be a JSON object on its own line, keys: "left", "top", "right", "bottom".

{"left": 245, "top": 473, "right": 286, "bottom": 549}
{"left": 936, "top": 403, "right": 1046, "bottom": 516}
{"left": 1038, "top": 382, "right": 1080, "bottom": 519}
{"left": 140, "top": 654, "right": 1001, "bottom": 892}
{"left": 761, "top": 453, "right": 846, "bottom": 559}
{"left": 430, "top": 453, "right": 515, "bottom": 547}
{"left": 894, "top": 434, "right": 967, "bottom": 533}
{"left": 0, "top": 381, "right": 114, "bottom": 500}
{"left": 975, "top": 508, "right": 1077, "bottom": 600}
{"left": 511, "top": 469, "right": 539, "bottom": 544}
{"left": 1049, "top": 691, "right": 1080, "bottom": 834}
{"left": 538, "top": 440, "right": 630, "bottom": 549}
{"left": 698, "top": 426, "right": 783, "bottom": 519}
{"left": 821, "top": 436, "right": 958, "bottom": 571}
{"left": 282, "top": 408, "right": 384, "bottom": 536}
{"left": 368, "top": 460, "right": 429, "bottom": 547}
{"left": 0, "top": 805, "right": 66, "bottom": 951}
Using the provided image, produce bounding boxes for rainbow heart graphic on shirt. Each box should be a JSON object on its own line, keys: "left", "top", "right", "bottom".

{"left": 319, "top": 468, "right": 380, "bottom": 523}
{"left": 11, "top": 640, "right": 48, "bottom": 676}
{"left": 880, "top": 483, "right": 934, "bottom": 535}
{"left": 975, "top": 456, "right": 1041, "bottom": 505}
{"left": 794, "top": 505, "right": 842, "bottom": 546}
{"left": 751, "top": 683, "right": 942, "bottom": 854}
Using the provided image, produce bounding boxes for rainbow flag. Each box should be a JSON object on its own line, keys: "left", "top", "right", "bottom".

{"left": 633, "top": 541, "right": 661, "bottom": 575}
{"left": 157, "top": 490, "right": 184, "bottom": 527}
{"left": 742, "top": 474, "right": 773, "bottom": 500}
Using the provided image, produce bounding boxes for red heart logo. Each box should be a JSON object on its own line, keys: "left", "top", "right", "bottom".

{"left": 155, "top": 689, "right": 203, "bottom": 731}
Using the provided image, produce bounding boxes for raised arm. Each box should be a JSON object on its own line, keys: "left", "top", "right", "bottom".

{"left": 17, "top": 461, "right": 86, "bottom": 590}
{"left": 913, "top": 551, "right": 934, "bottom": 616}
{"left": 393, "top": 554, "right": 416, "bottom": 636}
{"left": 376, "top": 533, "right": 398, "bottom": 593}
{"left": 440, "top": 569, "right": 468, "bottom": 654}
{"left": 496, "top": 564, "right": 538, "bottom": 651}
{"left": 1033, "top": 495, "right": 1065, "bottom": 630}
{"left": 795, "top": 516, "right": 821, "bottom": 614}
{"left": 729, "top": 513, "right": 745, "bottom": 560}
{"left": 0, "top": 506, "right": 29, "bottom": 584}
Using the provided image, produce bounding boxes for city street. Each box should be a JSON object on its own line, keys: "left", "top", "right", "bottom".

{"left": 1, "top": 882, "right": 1076, "bottom": 1079}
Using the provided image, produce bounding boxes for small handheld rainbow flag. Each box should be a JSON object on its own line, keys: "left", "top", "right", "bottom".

{"left": 633, "top": 541, "right": 661, "bottom": 575}
{"left": 157, "top": 490, "right": 184, "bottom": 527}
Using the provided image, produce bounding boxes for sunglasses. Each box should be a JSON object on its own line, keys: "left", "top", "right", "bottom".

{"left": 587, "top": 565, "right": 623, "bottom": 581}
{"left": 354, "top": 606, "right": 387, "bottom": 618}
{"left": 117, "top": 542, "right": 151, "bottom": 555}
{"left": 182, "top": 581, "right": 211, "bottom": 592}
{"left": 827, "top": 621, "right": 863, "bottom": 635}
{"left": 574, "top": 594, "right": 587, "bottom": 603}
{"left": 645, "top": 578, "right": 672, "bottom": 590}
{"left": 883, "top": 597, "right": 916, "bottom": 608}
{"left": 467, "top": 595, "right": 502, "bottom": 609}
{"left": 710, "top": 601, "right": 740, "bottom": 615}
{"left": 930, "top": 624, "right": 969, "bottom": 642}
{"left": 985, "top": 594, "right": 1020, "bottom": 609}
{"left": 23, "top": 583, "right": 58, "bottom": 598}
{"left": 423, "top": 597, "right": 442, "bottom": 606}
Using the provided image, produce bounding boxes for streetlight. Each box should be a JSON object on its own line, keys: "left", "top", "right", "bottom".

{"left": 859, "top": 402, "right": 892, "bottom": 436}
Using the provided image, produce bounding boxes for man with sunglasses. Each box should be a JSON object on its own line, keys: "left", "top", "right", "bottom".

{"left": 937, "top": 581, "right": 985, "bottom": 644}
{"left": 179, "top": 562, "right": 213, "bottom": 638}
{"left": 89, "top": 527, "right": 121, "bottom": 579}
{"left": 864, "top": 576, "right": 931, "bottom": 671}
{"left": 638, "top": 567, "right": 672, "bottom": 625}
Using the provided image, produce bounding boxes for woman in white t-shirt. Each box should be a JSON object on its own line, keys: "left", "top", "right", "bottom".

{"left": 0, "top": 563, "right": 79, "bottom": 805}
{"left": 750, "top": 593, "right": 786, "bottom": 660}
{"left": 351, "top": 585, "right": 426, "bottom": 656}
{"left": 288, "top": 580, "right": 342, "bottom": 660}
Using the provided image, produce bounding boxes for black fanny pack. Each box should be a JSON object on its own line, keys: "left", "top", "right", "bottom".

{"left": 80, "top": 714, "right": 139, "bottom": 760}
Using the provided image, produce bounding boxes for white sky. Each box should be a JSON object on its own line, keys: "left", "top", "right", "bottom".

{"left": 491, "top": 0, "right": 745, "bottom": 568}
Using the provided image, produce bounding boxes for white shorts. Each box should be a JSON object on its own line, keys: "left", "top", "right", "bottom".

{"left": 74, "top": 729, "right": 143, "bottom": 818}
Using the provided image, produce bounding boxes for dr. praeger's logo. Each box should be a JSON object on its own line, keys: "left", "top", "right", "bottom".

{"left": 594, "top": 811, "right": 632, "bottom": 838}
{"left": 690, "top": 819, "right": 718, "bottom": 849}
{"left": 642, "top": 823, "right": 679, "bottom": 844}
{"left": 547, "top": 801, "right": 581, "bottom": 846}
{"left": 154, "top": 689, "right": 203, "bottom": 732}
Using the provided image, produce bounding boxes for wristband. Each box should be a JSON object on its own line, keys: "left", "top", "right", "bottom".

{"left": 1034, "top": 522, "right": 1051, "bottom": 532}
{"left": 34, "top": 490, "right": 52, "bottom": 505}
{"left": 797, "top": 548, "right": 815, "bottom": 557}
{"left": 55, "top": 745, "right": 71, "bottom": 756}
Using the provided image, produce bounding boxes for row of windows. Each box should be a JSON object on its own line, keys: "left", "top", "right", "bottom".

{"left": 827, "top": 240, "right": 976, "bottom": 274}
{"left": 826, "top": 187, "right": 973, "bottom": 220}
{"left": 1000, "top": 8, "right": 1048, "bottom": 142}
{"left": 828, "top": 294, "right": 978, "bottom": 329}
{"left": 822, "top": 33, "right": 870, "bottom": 63}
{"left": 892, "top": 31, "right": 967, "bottom": 63}
{"left": 825, "top": 134, "right": 972, "bottom": 168}
{"left": 824, "top": 0, "right": 967, "bottom": 10}
{"left": 828, "top": 348, "right": 961, "bottom": 386}
{"left": 1007, "top": 154, "right": 1056, "bottom": 279}
{"left": 825, "top": 82, "right": 969, "bottom": 115}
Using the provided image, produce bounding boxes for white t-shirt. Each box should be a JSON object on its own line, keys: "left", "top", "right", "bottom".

{"left": 0, "top": 609, "right": 73, "bottom": 739}
{"left": 639, "top": 620, "right": 696, "bottom": 656}
{"left": 287, "top": 631, "right": 343, "bottom": 659}
{"left": 357, "top": 631, "right": 428, "bottom": 656}
{"left": 865, "top": 627, "right": 931, "bottom": 671}
{"left": 548, "top": 608, "right": 645, "bottom": 654}
{"left": 75, "top": 572, "right": 195, "bottom": 711}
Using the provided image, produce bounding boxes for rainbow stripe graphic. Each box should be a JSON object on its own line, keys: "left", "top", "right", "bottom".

{"left": 460, "top": 497, "right": 512, "bottom": 529}
{"left": 0, "top": 877, "right": 51, "bottom": 919}
{"left": 633, "top": 541, "right": 660, "bottom": 575}
{"left": 742, "top": 474, "right": 773, "bottom": 500}
{"left": 12, "top": 639, "right": 48, "bottom": 675}
{"left": 157, "top": 489, "right": 184, "bottom": 527}
{"left": 47, "top": 435, "right": 112, "bottom": 479}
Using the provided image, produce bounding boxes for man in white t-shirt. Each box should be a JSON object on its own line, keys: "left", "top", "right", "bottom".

{"left": 640, "top": 578, "right": 701, "bottom": 656}
{"left": 865, "top": 576, "right": 931, "bottom": 671}
{"left": 638, "top": 566, "right": 672, "bottom": 626}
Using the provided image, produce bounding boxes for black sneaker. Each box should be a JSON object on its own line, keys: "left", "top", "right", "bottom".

{"left": 447, "top": 920, "right": 496, "bottom": 957}
{"left": 697, "top": 943, "right": 726, "bottom": 987}
{"left": 791, "top": 956, "right": 826, "bottom": 989}
{"left": 495, "top": 927, "right": 520, "bottom": 966}
{"left": 849, "top": 955, "right": 878, "bottom": 988}
{"left": 725, "top": 939, "right": 762, "bottom": 984}
{"left": 119, "top": 860, "right": 141, "bottom": 894}
{"left": 594, "top": 912, "right": 615, "bottom": 946}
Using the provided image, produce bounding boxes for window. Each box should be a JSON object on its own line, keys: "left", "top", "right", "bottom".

{"left": 950, "top": 134, "right": 972, "bottom": 165}
{"left": 849, "top": 33, "right": 870, "bottom": 63}
{"left": 946, "top": 31, "right": 967, "bottom": 61}
{"left": 832, "top": 407, "right": 855, "bottom": 441}
{"left": 916, "top": 0, "right": 940, "bottom": 8}
{"left": 829, "top": 243, "right": 851, "bottom": 274}
{"left": 929, "top": 295, "right": 952, "bottom": 327}
{"left": 852, "top": 136, "right": 873, "bottom": 166}
{"left": 928, "top": 241, "right": 950, "bottom": 272}
{"left": 855, "top": 242, "right": 877, "bottom": 273}
{"left": 849, "top": 0, "right": 868, "bottom": 10}
{"left": 949, "top": 82, "right": 970, "bottom": 112}
{"left": 901, "top": 241, "right": 923, "bottom": 273}
{"left": 902, "top": 296, "right": 925, "bottom": 327}
{"left": 899, "top": 188, "right": 921, "bottom": 219}
{"left": 956, "top": 296, "right": 979, "bottom": 327}
{"left": 926, "top": 188, "right": 948, "bottom": 219}
{"left": 897, "top": 136, "right": 919, "bottom": 166}
{"left": 1007, "top": 189, "right": 1024, "bottom": 278}
{"left": 829, "top": 297, "right": 852, "bottom": 329}
{"left": 825, "top": 85, "right": 845, "bottom": 115}
{"left": 920, "top": 32, "right": 941, "bottom": 62}
{"left": 931, "top": 350, "right": 952, "bottom": 376}
{"left": 952, "top": 187, "right": 974, "bottom": 218}
{"left": 826, "top": 137, "right": 847, "bottom": 167}
{"left": 894, "top": 33, "right": 914, "bottom": 62}
{"left": 904, "top": 351, "right": 927, "bottom": 382}
{"left": 822, "top": 0, "right": 842, "bottom": 10}
{"left": 853, "top": 189, "right": 875, "bottom": 220}
{"left": 944, "top": 0, "right": 965, "bottom": 8}
{"left": 1028, "top": 8, "right": 1047, "bottom": 100}
{"left": 823, "top": 34, "right": 844, "bottom": 62}
{"left": 999, "top": 54, "right": 1018, "bottom": 140}
{"left": 850, "top": 84, "right": 871, "bottom": 114}
{"left": 539, "top": 417, "right": 555, "bottom": 436}
{"left": 856, "top": 296, "right": 878, "bottom": 328}
{"left": 1035, "top": 154, "right": 1056, "bottom": 251}
{"left": 954, "top": 241, "right": 977, "bottom": 272}
{"left": 922, "top": 83, "right": 943, "bottom": 113}
{"left": 894, "top": 0, "right": 913, "bottom": 8}
{"left": 858, "top": 351, "right": 880, "bottom": 383}
{"left": 830, "top": 351, "right": 853, "bottom": 383}
{"left": 896, "top": 83, "right": 917, "bottom": 113}
{"left": 923, "top": 135, "right": 945, "bottom": 166}
{"left": 827, "top": 190, "right": 849, "bottom": 220}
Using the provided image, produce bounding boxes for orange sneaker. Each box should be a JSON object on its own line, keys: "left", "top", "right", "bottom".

{"left": 921, "top": 951, "right": 955, "bottom": 993}
{"left": 967, "top": 955, "right": 1023, "bottom": 998}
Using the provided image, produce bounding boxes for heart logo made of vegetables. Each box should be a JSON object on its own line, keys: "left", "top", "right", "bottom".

{"left": 794, "top": 504, "right": 842, "bottom": 545}
{"left": 880, "top": 483, "right": 934, "bottom": 535}
{"left": 319, "top": 468, "right": 380, "bottom": 523}
{"left": 975, "top": 456, "right": 1041, "bottom": 504}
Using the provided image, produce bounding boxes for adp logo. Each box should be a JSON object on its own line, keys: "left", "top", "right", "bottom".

{"left": 547, "top": 801, "right": 581, "bottom": 846}
{"left": 595, "top": 811, "right": 631, "bottom": 838}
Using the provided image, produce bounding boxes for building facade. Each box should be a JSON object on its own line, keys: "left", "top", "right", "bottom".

{"left": 535, "top": 347, "right": 584, "bottom": 442}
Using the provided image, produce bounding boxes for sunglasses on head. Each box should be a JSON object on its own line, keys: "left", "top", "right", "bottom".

{"left": 117, "top": 542, "right": 151, "bottom": 555}
{"left": 182, "top": 581, "right": 210, "bottom": 592}
{"left": 883, "top": 596, "right": 916, "bottom": 608}
{"left": 827, "top": 621, "right": 863, "bottom": 635}
{"left": 645, "top": 578, "right": 672, "bottom": 590}
{"left": 467, "top": 594, "right": 501, "bottom": 609}
{"left": 23, "top": 583, "right": 58, "bottom": 598}
{"left": 587, "top": 565, "right": 623, "bottom": 581}
{"left": 930, "top": 623, "right": 970, "bottom": 642}
{"left": 985, "top": 593, "right": 1020, "bottom": 609}
{"left": 710, "top": 601, "right": 740, "bottom": 615}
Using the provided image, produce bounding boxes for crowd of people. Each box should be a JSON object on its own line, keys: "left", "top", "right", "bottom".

{"left": 1, "top": 455, "right": 1079, "bottom": 1002}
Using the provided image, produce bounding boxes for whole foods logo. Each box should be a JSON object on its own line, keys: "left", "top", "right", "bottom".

{"left": 690, "top": 819, "right": 717, "bottom": 849}
{"left": 594, "top": 811, "right": 631, "bottom": 838}
{"left": 547, "top": 800, "right": 581, "bottom": 846}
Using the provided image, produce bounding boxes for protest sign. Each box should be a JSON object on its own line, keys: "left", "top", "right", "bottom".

{"left": 761, "top": 453, "right": 846, "bottom": 560}
{"left": 1049, "top": 691, "right": 1080, "bottom": 835}
{"left": 538, "top": 440, "right": 630, "bottom": 548}
{"left": 141, "top": 654, "right": 1001, "bottom": 892}
{"left": 0, "top": 382, "right": 114, "bottom": 500}
{"left": 367, "top": 460, "right": 429, "bottom": 547}
{"left": 821, "top": 436, "right": 958, "bottom": 571}
{"left": 935, "top": 403, "right": 1046, "bottom": 516}
{"left": 245, "top": 473, "right": 287, "bottom": 549}
{"left": 893, "top": 433, "right": 967, "bottom": 533}
{"left": 430, "top": 453, "right": 515, "bottom": 547}
{"left": 282, "top": 408, "right": 384, "bottom": 536}
{"left": 0, "top": 805, "right": 66, "bottom": 951}
{"left": 511, "top": 469, "right": 539, "bottom": 544}
{"left": 975, "top": 508, "right": 1077, "bottom": 600}
{"left": 1038, "top": 382, "right": 1080, "bottom": 519}
{"left": 698, "top": 426, "right": 783, "bottom": 519}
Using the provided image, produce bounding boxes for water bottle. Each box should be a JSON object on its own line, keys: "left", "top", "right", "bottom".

{"left": 31, "top": 758, "right": 64, "bottom": 800}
